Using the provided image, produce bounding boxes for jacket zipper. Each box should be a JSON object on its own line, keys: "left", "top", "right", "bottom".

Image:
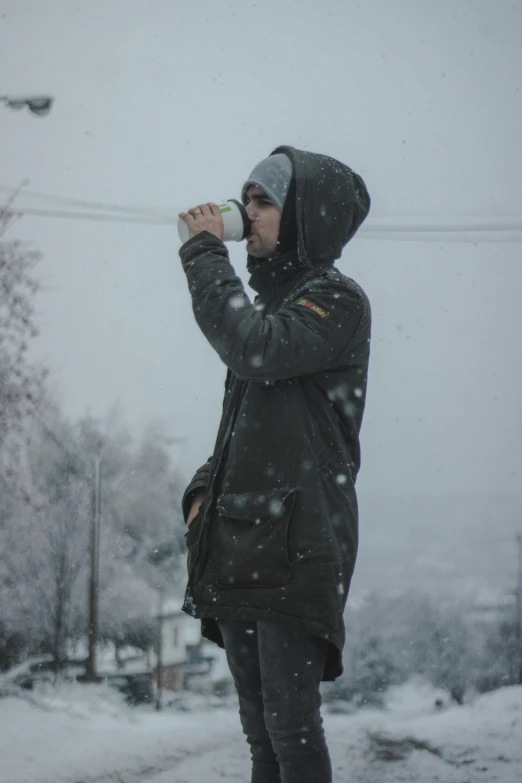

{"left": 186, "top": 377, "right": 247, "bottom": 592}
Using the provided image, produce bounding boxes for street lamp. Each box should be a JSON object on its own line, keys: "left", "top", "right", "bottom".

{"left": 0, "top": 95, "right": 54, "bottom": 117}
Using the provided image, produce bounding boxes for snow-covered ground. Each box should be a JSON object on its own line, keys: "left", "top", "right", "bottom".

{"left": 1, "top": 679, "right": 521, "bottom": 783}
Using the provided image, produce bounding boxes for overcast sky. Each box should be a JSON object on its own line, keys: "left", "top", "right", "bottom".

{"left": 1, "top": 0, "right": 521, "bottom": 500}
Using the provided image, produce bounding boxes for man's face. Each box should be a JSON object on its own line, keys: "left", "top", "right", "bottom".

{"left": 244, "top": 185, "right": 281, "bottom": 259}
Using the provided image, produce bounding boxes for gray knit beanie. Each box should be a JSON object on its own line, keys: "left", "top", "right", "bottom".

{"left": 241, "top": 153, "right": 293, "bottom": 212}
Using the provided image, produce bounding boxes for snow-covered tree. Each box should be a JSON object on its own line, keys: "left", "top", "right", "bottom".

{"left": 0, "top": 241, "right": 46, "bottom": 447}
{"left": 1, "top": 389, "right": 187, "bottom": 669}
{"left": 0, "top": 240, "right": 47, "bottom": 534}
{"left": 0, "top": 241, "right": 186, "bottom": 669}
{"left": 96, "top": 422, "right": 186, "bottom": 648}
{"left": 0, "top": 406, "right": 91, "bottom": 666}
{"left": 331, "top": 590, "right": 515, "bottom": 705}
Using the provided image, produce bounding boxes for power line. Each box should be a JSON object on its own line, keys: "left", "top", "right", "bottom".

{"left": 3, "top": 183, "right": 521, "bottom": 223}
{"left": 10, "top": 207, "right": 522, "bottom": 241}
{"left": 1, "top": 183, "right": 522, "bottom": 241}
{"left": 0, "top": 184, "right": 173, "bottom": 218}
{"left": 8, "top": 206, "right": 175, "bottom": 225}
{"left": 6, "top": 206, "right": 522, "bottom": 241}
{"left": 357, "top": 230, "right": 522, "bottom": 243}
{"left": 14, "top": 205, "right": 522, "bottom": 235}
{"left": 362, "top": 222, "right": 522, "bottom": 233}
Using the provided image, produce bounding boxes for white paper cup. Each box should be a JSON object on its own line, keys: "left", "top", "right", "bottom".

{"left": 178, "top": 199, "right": 251, "bottom": 244}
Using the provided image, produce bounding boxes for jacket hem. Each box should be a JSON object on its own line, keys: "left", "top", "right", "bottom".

{"left": 182, "top": 603, "right": 344, "bottom": 681}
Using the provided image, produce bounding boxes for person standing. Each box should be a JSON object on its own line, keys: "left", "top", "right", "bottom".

{"left": 178, "top": 145, "right": 371, "bottom": 783}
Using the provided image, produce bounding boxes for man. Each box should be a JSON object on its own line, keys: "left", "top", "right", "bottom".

{"left": 178, "top": 145, "right": 371, "bottom": 783}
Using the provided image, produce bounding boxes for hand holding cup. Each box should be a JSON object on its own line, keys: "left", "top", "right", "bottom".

{"left": 178, "top": 203, "right": 225, "bottom": 241}
{"left": 178, "top": 200, "right": 251, "bottom": 244}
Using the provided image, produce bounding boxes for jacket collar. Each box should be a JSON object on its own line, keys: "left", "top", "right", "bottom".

{"left": 247, "top": 250, "right": 308, "bottom": 297}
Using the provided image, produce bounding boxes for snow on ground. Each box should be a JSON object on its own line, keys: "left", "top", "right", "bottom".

{"left": 1, "top": 680, "right": 521, "bottom": 783}
{"left": 0, "top": 683, "right": 241, "bottom": 783}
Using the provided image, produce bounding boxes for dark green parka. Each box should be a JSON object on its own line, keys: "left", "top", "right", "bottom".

{"left": 180, "top": 146, "right": 371, "bottom": 680}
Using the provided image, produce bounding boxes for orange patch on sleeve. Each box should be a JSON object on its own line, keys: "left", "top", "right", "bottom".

{"left": 296, "top": 298, "right": 330, "bottom": 319}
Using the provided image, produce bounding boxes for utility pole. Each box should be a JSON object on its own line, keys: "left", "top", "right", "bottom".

{"left": 86, "top": 454, "right": 102, "bottom": 682}
{"left": 516, "top": 533, "right": 522, "bottom": 685}
{"left": 146, "top": 542, "right": 182, "bottom": 712}
{"left": 156, "top": 589, "right": 164, "bottom": 712}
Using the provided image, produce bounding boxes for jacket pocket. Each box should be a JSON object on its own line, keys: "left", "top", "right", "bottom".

{"left": 215, "top": 486, "right": 298, "bottom": 589}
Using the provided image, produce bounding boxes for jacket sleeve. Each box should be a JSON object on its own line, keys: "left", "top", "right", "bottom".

{"left": 181, "top": 458, "right": 211, "bottom": 522}
{"left": 180, "top": 232, "right": 366, "bottom": 382}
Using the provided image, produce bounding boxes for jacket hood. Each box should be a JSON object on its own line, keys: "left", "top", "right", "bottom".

{"left": 270, "top": 145, "right": 371, "bottom": 266}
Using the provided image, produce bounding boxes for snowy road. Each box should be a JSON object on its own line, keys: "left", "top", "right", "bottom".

{"left": 147, "top": 696, "right": 522, "bottom": 783}
{"left": 1, "top": 682, "right": 521, "bottom": 783}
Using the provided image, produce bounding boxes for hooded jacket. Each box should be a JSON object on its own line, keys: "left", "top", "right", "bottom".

{"left": 179, "top": 146, "right": 371, "bottom": 680}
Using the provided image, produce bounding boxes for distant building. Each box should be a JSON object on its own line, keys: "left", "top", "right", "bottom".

{"left": 158, "top": 597, "right": 198, "bottom": 690}
{"left": 157, "top": 596, "right": 230, "bottom": 693}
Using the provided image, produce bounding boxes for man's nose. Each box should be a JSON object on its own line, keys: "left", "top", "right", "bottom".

{"left": 246, "top": 203, "right": 258, "bottom": 221}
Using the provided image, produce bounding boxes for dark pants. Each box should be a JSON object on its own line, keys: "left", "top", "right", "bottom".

{"left": 217, "top": 619, "right": 332, "bottom": 783}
